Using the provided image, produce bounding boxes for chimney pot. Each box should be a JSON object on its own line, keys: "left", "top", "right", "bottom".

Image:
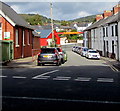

{"left": 103, "top": 10, "right": 113, "bottom": 18}
{"left": 113, "top": 4, "right": 120, "bottom": 14}
{"left": 96, "top": 15, "right": 103, "bottom": 21}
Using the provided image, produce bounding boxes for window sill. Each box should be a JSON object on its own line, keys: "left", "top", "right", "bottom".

{"left": 15, "top": 45, "right": 20, "bottom": 47}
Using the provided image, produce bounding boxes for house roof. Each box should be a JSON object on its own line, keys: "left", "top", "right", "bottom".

{"left": 0, "top": 2, "right": 33, "bottom": 29}
{"left": 60, "top": 26, "right": 72, "bottom": 29}
{"left": 35, "top": 29, "right": 52, "bottom": 38}
{"left": 84, "top": 12, "right": 120, "bottom": 31}
{"left": 32, "top": 31, "right": 40, "bottom": 37}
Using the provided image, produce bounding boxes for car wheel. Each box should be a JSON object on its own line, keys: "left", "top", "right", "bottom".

{"left": 38, "top": 63, "right": 41, "bottom": 66}
{"left": 42, "top": 63, "right": 44, "bottom": 66}
{"left": 61, "top": 59, "right": 65, "bottom": 64}
{"left": 56, "top": 62, "right": 59, "bottom": 66}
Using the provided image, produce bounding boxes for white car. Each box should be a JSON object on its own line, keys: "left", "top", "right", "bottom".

{"left": 86, "top": 49, "right": 100, "bottom": 59}
{"left": 81, "top": 47, "right": 88, "bottom": 57}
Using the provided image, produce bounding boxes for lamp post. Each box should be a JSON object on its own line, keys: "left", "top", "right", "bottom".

{"left": 50, "top": 2, "right": 55, "bottom": 47}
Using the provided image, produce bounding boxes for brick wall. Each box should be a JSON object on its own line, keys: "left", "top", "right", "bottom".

{"left": 32, "top": 36, "right": 40, "bottom": 55}
{"left": 1, "top": 17, "right": 14, "bottom": 40}
{"left": 23, "top": 29, "right": 32, "bottom": 58}
{"left": 14, "top": 27, "right": 33, "bottom": 59}
{"left": 1, "top": 17, "right": 33, "bottom": 59}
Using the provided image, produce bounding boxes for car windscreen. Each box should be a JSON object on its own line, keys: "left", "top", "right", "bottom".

{"left": 83, "top": 48, "right": 88, "bottom": 51}
{"left": 41, "top": 49, "right": 55, "bottom": 54}
{"left": 89, "top": 51, "right": 97, "bottom": 53}
{"left": 57, "top": 48, "right": 62, "bottom": 52}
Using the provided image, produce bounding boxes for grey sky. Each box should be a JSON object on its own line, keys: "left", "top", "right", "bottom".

{"left": 6, "top": 2, "right": 119, "bottom": 20}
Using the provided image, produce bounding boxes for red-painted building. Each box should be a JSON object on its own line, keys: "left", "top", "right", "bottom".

{"left": 34, "top": 29, "right": 60, "bottom": 47}
{"left": 0, "top": 2, "right": 34, "bottom": 59}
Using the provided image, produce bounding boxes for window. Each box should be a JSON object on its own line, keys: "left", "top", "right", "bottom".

{"left": 112, "top": 41, "right": 114, "bottom": 54}
{"left": 111, "top": 26, "right": 114, "bottom": 36}
{"left": 23, "top": 30, "right": 25, "bottom": 46}
{"left": 15, "top": 29, "right": 19, "bottom": 47}
{"left": 115, "top": 25, "right": 118, "bottom": 36}
{"left": 103, "top": 27, "right": 105, "bottom": 37}
{"left": 106, "top": 27, "right": 108, "bottom": 37}
{"left": 27, "top": 31, "right": 30, "bottom": 45}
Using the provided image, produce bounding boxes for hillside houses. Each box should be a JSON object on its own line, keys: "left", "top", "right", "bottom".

{"left": 33, "top": 25, "right": 61, "bottom": 48}
{"left": 73, "top": 22, "right": 92, "bottom": 32}
{"left": 84, "top": 4, "right": 120, "bottom": 61}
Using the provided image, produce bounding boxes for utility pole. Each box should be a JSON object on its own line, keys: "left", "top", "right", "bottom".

{"left": 50, "top": 2, "right": 55, "bottom": 47}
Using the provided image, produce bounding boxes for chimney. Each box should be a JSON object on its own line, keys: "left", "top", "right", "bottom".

{"left": 96, "top": 15, "right": 103, "bottom": 21}
{"left": 113, "top": 4, "right": 120, "bottom": 14}
{"left": 103, "top": 10, "right": 113, "bottom": 18}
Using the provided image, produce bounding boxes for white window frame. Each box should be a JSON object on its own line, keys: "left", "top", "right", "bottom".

{"left": 23, "top": 30, "right": 25, "bottom": 46}
{"left": 15, "top": 29, "right": 19, "bottom": 47}
{"left": 27, "top": 30, "right": 30, "bottom": 45}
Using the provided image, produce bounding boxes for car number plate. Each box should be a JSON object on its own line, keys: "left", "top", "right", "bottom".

{"left": 93, "top": 55, "right": 97, "bottom": 57}
{"left": 43, "top": 55, "right": 52, "bottom": 58}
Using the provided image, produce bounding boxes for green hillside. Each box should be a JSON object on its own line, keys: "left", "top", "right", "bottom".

{"left": 70, "top": 15, "right": 96, "bottom": 23}
{"left": 20, "top": 14, "right": 96, "bottom": 26}
{"left": 20, "top": 14, "right": 60, "bottom": 25}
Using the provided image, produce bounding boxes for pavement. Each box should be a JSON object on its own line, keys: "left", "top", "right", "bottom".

{"left": 1, "top": 57, "right": 37, "bottom": 68}
{"left": 100, "top": 57, "right": 120, "bottom": 71}
{"left": 1, "top": 56, "right": 120, "bottom": 71}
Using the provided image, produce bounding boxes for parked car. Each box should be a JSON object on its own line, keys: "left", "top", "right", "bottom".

{"left": 81, "top": 47, "right": 88, "bottom": 57}
{"left": 77, "top": 46, "right": 82, "bottom": 54}
{"left": 62, "top": 49, "right": 67, "bottom": 63}
{"left": 86, "top": 49, "right": 100, "bottom": 59}
{"left": 37, "top": 48, "right": 61, "bottom": 66}
{"left": 72, "top": 46, "right": 76, "bottom": 52}
{"left": 56, "top": 47, "right": 65, "bottom": 64}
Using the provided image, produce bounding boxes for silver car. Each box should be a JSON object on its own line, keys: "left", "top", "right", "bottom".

{"left": 37, "top": 48, "right": 61, "bottom": 66}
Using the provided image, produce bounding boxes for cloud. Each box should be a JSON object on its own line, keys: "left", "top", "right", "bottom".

{"left": 78, "top": 11, "right": 91, "bottom": 17}
{"left": 11, "top": 5, "right": 22, "bottom": 13}
{"left": 2, "top": 0, "right": 120, "bottom": 2}
{"left": 6, "top": 2, "right": 119, "bottom": 20}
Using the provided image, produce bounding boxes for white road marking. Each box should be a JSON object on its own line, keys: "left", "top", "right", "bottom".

{"left": 32, "top": 76, "right": 50, "bottom": 80}
{"left": 12, "top": 76, "right": 27, "bottom": 79}
{"left": 2, "top": 96, "right": 120, "bottom": 105}
{"left": 32, "top": 70, "right": 59, "bottom": 79}
{"left": 0, "top": 75, "right": 7, "bottom": 78}
{"left": 53, "top": 76, "right": 71, "bottom": 81}
{"left": 97, "top": 78, "right": 114, "bottom": 83}
{"left": 109, "top": 65, "right": 119, "bottom": 72}
{"left": 75, "top": 77, "right": 91, "bottom": 82}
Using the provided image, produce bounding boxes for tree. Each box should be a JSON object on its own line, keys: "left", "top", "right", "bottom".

{"left": 61, "top": 21, "right": 70, "bottom": 26}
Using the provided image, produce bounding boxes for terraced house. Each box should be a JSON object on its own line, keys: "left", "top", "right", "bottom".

{"left": 84, "top": 4, "right": 120, "bottom": 61}
{"left": 0, "top": 1, "right": 34, "bottom": 61}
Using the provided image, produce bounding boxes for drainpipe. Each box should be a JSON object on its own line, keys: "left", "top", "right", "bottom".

{"left": 117, "top": 23, "right": 120, "bottom": 61}
{"left": 22, "top": 30, "right": 24, "bottom": 58}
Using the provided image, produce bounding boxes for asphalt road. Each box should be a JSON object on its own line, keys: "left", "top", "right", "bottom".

{"left": 1, "top": 45, "right": 120, "bottom": 110}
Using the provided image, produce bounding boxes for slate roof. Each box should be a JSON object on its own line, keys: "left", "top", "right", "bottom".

{"left": 60, "top": 26, "right": 72, "bottom": 29}
{"left": 85, "top": 12, "right": 120, "bottom": 31}
{"left": 35, "top": 29, "right": 52, "bottom": 38}
{"left": 0, "top": 2, "right": 33, "bottom": 29}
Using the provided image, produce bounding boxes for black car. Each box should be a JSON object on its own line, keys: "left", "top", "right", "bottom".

{"left": 37, "top": 48, "right": 61, "bottom": 66}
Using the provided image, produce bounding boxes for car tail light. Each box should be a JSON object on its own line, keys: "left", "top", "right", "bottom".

{"left": 38, "top": 53, "right": 41, "bottom": 56}
{"left": 60, "top": 48, "right": 62, "bottom": 52}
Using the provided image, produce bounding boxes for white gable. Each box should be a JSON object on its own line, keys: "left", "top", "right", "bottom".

{"left": 0, "top": 10, "right": 16, "bottom": 26}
